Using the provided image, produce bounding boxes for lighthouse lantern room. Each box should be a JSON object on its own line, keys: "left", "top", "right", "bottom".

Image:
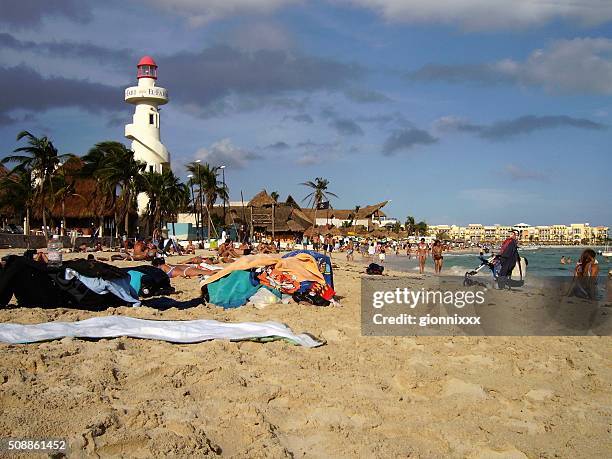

{"left": 124, "top": 56, "right": 170, "bottom": 175}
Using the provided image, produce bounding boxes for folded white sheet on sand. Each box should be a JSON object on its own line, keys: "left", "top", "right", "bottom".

{"left": 0, "top": 316, "right": 323, "bottom": 348}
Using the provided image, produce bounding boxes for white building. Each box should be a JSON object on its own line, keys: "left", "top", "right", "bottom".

{"left": 125, "top": 56, "right": 170, "bottom": 212}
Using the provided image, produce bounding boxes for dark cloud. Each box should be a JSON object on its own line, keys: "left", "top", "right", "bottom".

{"left": 162, "top": 46, "right": 363, "bottom": 112}
{"left": 0, "top": 0, "right": 92, "bottom": 28}
{"left": 382, "top": 128, "right": 437, "bottom": 155}
{"left": 283, "top": 113, "right": 314, "bottom": 124}
{"left": 344, "top": 88, "right": 391, "bottom": 103}
{"left": 0, "top": 33, "right": 134, "bottom": 69}
{"left": 296, "top": 140, "right": 337, "bottom": 149}
{"left": 0, "top": 36, "right": 361, "bottom": 119}
{"left": 329, "top": 118, "right": 364, "bottom": 136}
{"left": 438, "top": 115, "right": 606, "bottom": 140}
{"left": 357, "top": 112, "right": 407, "bottom": 128}
{"left": 0, "top": 65, "right": 121, "bottom": 125}
{"left": 265, "top": 141, "right": 290, "bottom": 150}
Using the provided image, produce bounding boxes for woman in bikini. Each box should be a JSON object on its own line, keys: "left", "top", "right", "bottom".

{"left": 152, "top": 258, "right": 216, "bottom": 279}
{"left": 431, "top": 239, "right": 444, "bottom": 274}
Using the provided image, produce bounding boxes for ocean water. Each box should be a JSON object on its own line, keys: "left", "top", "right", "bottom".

{"left": 383, "top": 247, "right": 612, "bottom": 277}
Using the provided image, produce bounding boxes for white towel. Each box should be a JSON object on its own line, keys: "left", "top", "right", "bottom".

{"left": 0, "top": 316, "right": 323, "bottom": 347}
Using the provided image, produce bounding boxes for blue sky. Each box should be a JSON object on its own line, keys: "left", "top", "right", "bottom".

{"left": 0, "top": 0, "right": 611, "bottom": 227}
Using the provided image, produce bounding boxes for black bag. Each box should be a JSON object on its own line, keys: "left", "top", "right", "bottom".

{"left": 292, "top": 291, "right": 330, "bottom": 307}
{"left": 0, "top": 255, "right": 125, "bottom": 309}
{"left": 366, "top": 263, "right": 384, "bottom": 275}
{"left": 64, "top": 258, "right": 128, "bottom": 280}
{"left": 124, "top": 265, "right": 174, "bottom": 297}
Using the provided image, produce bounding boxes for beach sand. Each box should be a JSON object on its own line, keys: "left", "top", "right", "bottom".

{"left": 0, "top": 250, "right": 610, "bottom": 458}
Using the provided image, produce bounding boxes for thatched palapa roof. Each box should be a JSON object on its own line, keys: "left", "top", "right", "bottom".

{"left": 248, "top": 190, "right": 276, "bottom": 207}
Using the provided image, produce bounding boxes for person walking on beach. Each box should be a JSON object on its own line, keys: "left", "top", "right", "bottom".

{"left": 406, "top": 242, "right": 412, "bottom": 259}
{"left": 346, "top": 241, "right": 354, "bottom": 261}
{"left": 431, "top": 239, "right": 444, "bottom": 274}
{"left": 417, "top": 238, "right": 428, "bottom": 274}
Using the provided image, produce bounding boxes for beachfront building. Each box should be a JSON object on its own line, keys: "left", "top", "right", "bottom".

{"left": 124, "top": 56, "right": 170, "bottom": 213}
{"left": 301, "top": 201, "right": 389, "bottom": 230}
{"left": 428, "top": 223, "right": 609, "bottom": 244}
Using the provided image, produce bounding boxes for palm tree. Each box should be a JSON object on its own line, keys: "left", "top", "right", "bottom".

{"left": 2, "top": 131, "right": 73, "bottom": 241}
{"left": 0, "top": 169, "right": 36, "bottom": 234}
{"left": 415, "top": 221, "right": 428, "bottom": 237}
{"left": 186, "top": 162, "right": 228, "bottom": 240}
{"left": 141, "top": 170, "right": 189, "bottom": 233}
{"left": 161, "top": 171, "right": 190, "bottom": 237}
{"left": 300, "top": 177, "right": 338, "bottom": 227}
{"left": 85, "top": 141, "right": 145, "bottom": 236}
{"left": 50, "top": 168, "right": 81, "bottom": 236}
{"left": 349, "top": 205, "right": 361, "bottom": 231}
{"left": 141, "top": 171, "right": 165, "bottom": 231}
{"left": 405, "top": 216, "right": 416, "bottom": 236}
{"left": 270, "top": 191, "right": 279, "bottom": 202}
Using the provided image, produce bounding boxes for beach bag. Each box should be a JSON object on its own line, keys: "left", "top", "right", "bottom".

{"left": 124, "top": 265, "right": 174, "bottom": 297}
{"left": 0, "top": 255, "right": 63, "bottom": 307}
{"left": 366, "top": 263, "right": 384, "bottom": 275}
{"left": 64, "top": 258, "right": 128, "bottom": 280}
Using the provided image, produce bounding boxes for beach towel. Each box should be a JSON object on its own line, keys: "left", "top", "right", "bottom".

{"left": 64, "top": 268, "right": 140, "bottom": 307}
{"left": 0, "top": 316, "right": 323, "bottom": 347}
{"left": 283, "top": 250, "right": 334, "bottom": 289}
{"left": 200, "top": 253, "right": 326, "bottom": 286}
{"left": 206, "top": 270, "right": 261, "bottom": 309}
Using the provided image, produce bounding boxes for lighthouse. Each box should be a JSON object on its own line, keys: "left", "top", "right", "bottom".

{"left": 124, "top": 56, "right": 170, "bottom": 174}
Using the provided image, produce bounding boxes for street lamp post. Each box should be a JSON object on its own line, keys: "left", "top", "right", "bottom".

{"left": 220, "top": 165, "right": 226, "bottom": 226}
{"left": 187, "top": 174, "right": 199, "bottom": 241}
{"left": 194, "top": 159, "right": 206, "bottom": 241}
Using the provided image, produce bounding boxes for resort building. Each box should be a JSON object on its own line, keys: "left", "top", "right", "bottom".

{"left": 428, "top": 223, "right": 609, "bottom": 244}
{"left": 300, "top": 201, "right": 389, "bottom": 230}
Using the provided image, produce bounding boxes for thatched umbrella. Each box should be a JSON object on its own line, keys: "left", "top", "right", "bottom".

{"left": 248, "top": 190, "right": 276, "bottom": 207}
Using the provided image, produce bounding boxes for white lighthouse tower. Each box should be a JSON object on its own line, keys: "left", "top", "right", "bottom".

{"left": 125, "top": 56, "right": 170, "bottom": 214}
{"left": 124, "top": 56, "right": 170, "bottom": 173}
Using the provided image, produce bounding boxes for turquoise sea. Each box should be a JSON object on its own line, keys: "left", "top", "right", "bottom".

{"left": 384, "top": 247, "right": 612, "bottom": 277}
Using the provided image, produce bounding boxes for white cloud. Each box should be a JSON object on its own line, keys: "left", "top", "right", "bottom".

{"left": 341, "top": 0, "right": 612, "bottom": 29}
{"left": 296, "top": 153, "right": 324, "bottom": 166}
{"left": 194, "top": 138, "right": 260, "bottom": 168}
{"left": 412, "top": 38, "right": 612, "bottom": 94}
{"left": 144, "top": 0, "right": 301, "bottom": 26}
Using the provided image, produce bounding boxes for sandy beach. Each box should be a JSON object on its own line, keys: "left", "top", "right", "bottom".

{"left": 0, "top": 249, "right": 611, "bottom": 458}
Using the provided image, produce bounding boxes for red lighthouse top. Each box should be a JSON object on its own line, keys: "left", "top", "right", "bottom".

{"left": 137, "top": 56, "right": 158, "bottom": 79}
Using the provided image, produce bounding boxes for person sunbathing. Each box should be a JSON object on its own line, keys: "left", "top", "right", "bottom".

{"left": 217, "top": 240, "right": 240, "bottom": 260}
{"left": 111, "top": 239, "right": 157, "bottom": 261}
{"left": 184, "top": 240, "right": 196, "bottom": 254}
{"left": 152, "top": 258, "right": 216, "bottom": 279}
